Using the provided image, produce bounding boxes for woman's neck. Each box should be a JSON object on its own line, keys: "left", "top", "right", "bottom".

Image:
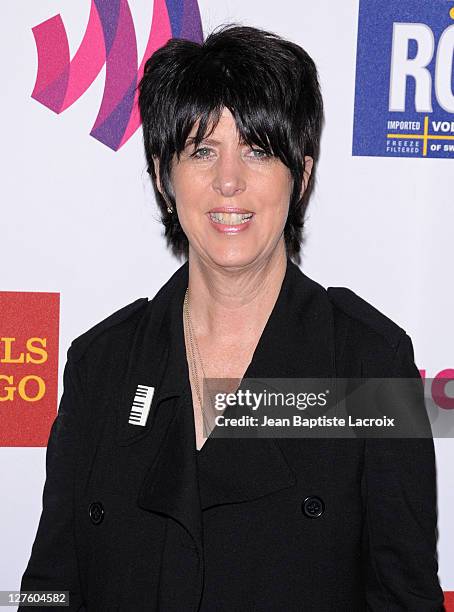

{"left": 186, "top": 245, "right": 288, "bottom": 342}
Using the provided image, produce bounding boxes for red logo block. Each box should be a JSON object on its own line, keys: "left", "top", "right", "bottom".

{"left": 0, "top": 292, "right": 59, "bottom": 446}
{"left": 445, "top": 592, "right": 454, "bottom": 610}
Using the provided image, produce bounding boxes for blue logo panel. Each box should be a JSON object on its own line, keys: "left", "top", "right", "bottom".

{"left": 353, "top": 0, "right": 454, "bottom": 159}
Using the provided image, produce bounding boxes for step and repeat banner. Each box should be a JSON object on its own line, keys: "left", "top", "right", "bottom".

{"left": 1, "top": 0, "right": 453, "bottom": 606}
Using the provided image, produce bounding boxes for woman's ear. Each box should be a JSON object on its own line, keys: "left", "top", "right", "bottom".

{"left": 152, "top": 156, "right": 163, "bottom": 195}
{"left": 300, "top": 156, "right": 314, "bottom": 198}
{"left": 152, "top": 156, "right": 174, "bottom": 213}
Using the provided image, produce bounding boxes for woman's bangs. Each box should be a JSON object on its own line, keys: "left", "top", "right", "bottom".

{"left": 173, "top": 93, "right": 288, "bottom": 164}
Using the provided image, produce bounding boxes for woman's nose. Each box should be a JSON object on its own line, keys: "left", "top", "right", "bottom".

{"left": 211, "top": 153, "right": 247, "bottom": 198}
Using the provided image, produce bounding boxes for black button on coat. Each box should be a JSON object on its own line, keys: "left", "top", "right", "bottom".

{"left": 19, "top": 258, "right": 445, "bottom": 611}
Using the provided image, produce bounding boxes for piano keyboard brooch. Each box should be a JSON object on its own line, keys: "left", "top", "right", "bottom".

{"left": 128, "top": 384, "right": 155, "bottom": 426}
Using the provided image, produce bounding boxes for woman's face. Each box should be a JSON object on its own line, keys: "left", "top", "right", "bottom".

{"left": 157, "top": 107, "right": 313, "bottom": 270}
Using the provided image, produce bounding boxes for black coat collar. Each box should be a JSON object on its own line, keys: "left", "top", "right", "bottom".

{"left": 115, "top": 256, "right": 337, "bottom": 588}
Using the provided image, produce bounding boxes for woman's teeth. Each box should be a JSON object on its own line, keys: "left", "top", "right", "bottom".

{"left": 209, "top": 212, "right": 253, "bottom": 225}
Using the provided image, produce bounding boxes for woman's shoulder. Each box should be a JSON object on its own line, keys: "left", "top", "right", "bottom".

{"left": 326, "top": 285, "right": 406, "bottom": 352}
{"left": 68, "top": 297, "right": 150, "bottom": 364}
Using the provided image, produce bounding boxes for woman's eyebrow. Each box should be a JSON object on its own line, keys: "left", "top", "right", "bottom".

{"left": 185, "top": 137, "right": 222, "bottom": 147}
{"left": 184, "top": 137, "right": 262, "bottom": 150}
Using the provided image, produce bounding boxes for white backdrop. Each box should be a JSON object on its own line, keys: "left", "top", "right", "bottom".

{"left": 2, "top": 0, "right": 453, "bottom": 603}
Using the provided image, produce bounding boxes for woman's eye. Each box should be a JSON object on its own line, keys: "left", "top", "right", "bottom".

{"left": 191, "top": 147, "right": 213, "bottom": 159}
{"left": 249, "top": 148, "right": 270, "bottom": 159}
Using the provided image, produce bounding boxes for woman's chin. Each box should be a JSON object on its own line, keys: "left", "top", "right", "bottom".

{"left": 202, "top": 244, "right": 261, "bottom": 270}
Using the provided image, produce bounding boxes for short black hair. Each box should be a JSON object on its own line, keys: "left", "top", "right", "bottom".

{"left": 138, "top": 23, "right": 323, "bottom": 264}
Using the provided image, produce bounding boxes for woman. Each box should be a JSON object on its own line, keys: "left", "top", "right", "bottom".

{"left": 20, "top": 24, "right": 444, "bottom": 611}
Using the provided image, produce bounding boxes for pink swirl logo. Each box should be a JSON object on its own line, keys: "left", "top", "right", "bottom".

{"left": 31, "top": 0, "right": 203, "bottom": 150}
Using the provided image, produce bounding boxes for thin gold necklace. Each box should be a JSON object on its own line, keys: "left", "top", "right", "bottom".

{"left": 183, "top": 287, "right": 215, "bottom": 437}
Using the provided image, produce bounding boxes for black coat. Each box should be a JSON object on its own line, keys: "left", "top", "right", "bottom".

{"left": 19, "top": 258, "right": 445, "bottom": 611}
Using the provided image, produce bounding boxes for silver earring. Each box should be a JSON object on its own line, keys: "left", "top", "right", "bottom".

{"left": 163, "top": 196, "right": 173, "bottom": 213}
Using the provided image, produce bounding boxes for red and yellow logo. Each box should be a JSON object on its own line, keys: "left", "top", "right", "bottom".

{"left": 0, "top": 292, "right": 59, "bottom": 446}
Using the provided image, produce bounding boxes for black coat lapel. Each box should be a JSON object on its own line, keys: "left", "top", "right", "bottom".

{"left": 115, "top": 261, "right": 204, "bottom": 563}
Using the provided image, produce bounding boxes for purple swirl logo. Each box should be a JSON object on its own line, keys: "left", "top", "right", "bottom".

{"left": 31, "top": 0, "right": 203, "bottom": 150}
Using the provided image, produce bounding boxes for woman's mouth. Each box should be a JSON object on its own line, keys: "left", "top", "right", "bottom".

{"left": 209, "top": 212, "right": 253, "bottom": 225}
{"left": 207, "top": 210, "right": 254, "bottom": 233}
